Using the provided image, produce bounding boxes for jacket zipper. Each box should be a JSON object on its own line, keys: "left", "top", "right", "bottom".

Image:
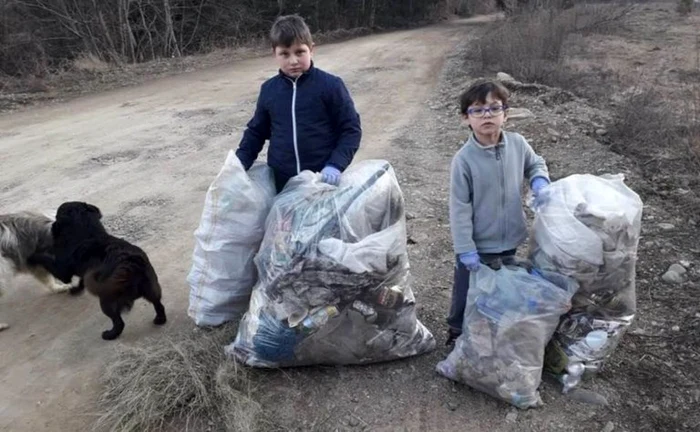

{"left": 291, "top": 77, "right": 301, "bottom": 175}
{"left": 495, "top": 144, "right": 507, "bottom": 245}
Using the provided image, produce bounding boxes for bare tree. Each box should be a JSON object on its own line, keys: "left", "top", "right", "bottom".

{"left": 1, "top": 0, "right": 466, "bottom": 77}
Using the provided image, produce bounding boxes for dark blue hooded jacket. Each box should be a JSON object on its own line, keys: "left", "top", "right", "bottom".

{"left": 235, "top": 63, "right": 362, "bottom": 178}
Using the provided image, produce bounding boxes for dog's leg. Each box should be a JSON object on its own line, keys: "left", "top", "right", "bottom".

{"left": 140, "top": 275, "right": 167, "bottom": 326}
{"left": 99, "top": 298, "right": 125, "bottom": 340}
{"left": 143, "top": 291, "right": 167, "bottom": 326}
{"left": 27, "top": 253, "right": 74, "bottom": 284}
{"left": 30, "top": 266, "right": 72, "bottom": 293}
{"left": 0, "top": 258, "right": 14, "bottom": 294}
{"left": 151, "top": 300, "right": 167, "bottom": 326}
{"left": 1, "top": 260, "right": 15, "bottom": 332}
{"left": 49, "top": 276, "right": 73, "bottom": 293}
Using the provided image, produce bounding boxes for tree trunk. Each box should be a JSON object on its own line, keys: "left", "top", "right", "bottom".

{"left": 162, "top": 0, "right": 180, "bottom": 57}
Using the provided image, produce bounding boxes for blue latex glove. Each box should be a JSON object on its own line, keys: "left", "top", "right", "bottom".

{"left": 321, "top": 166, "right": 341, "bottom": 186}
{"left": 459, "top": 251, "right": 481, "bottom": 272}
{"left": 531, "top": 176, "right": 549, "bottom": 197}
{"left": 531, "top": 176, "right": 551, "bottom": 209}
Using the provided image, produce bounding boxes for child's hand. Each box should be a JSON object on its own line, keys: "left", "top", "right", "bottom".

{"left": 530, "top": 176, "right": 551, "bottom": 210}
{"left": 531, "top": 177, "right": 549, "bottom": 197}
{"left": 321, "top": 166, "right": 341, "bottom": 186}
{"left": 458, "top": 251, "right": 481, "bottom": 272}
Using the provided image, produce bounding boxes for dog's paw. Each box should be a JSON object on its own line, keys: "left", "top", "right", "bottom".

{"left": 51, "top": 282, "right": 73, "bottom": 293}
{"left": 0, "top": 323, "right": 9, "bottom": 332}
{"left": 153, "top": 315, "right": 167, "bottom": 326}
{"left": 101, "top": 329, "right": 121, "bottom": 340}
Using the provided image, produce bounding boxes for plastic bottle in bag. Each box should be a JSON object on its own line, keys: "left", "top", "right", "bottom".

{"left": 299, "top": 306, "right": 339, "bottom": 335}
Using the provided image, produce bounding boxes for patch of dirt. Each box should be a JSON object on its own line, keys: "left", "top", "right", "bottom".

{"left": 88, "top": 150, "right": 142, "bottom": 166}
{"left": 249, "top": 5, "right": 700, "bottom": 431}
{"left": 102, "top": 196, "right": 176, "bottom": 243}
{"left": 1, "top": 6, "right": 699, "bottom": 432}
{"left": 0, "top": 19, "right": 478, "bottom": 432}
{"left": 0, "top": 26, "right": 404, "bottom": 116}
{"left": 174, "top": 108, "right": 219, "bottom": 119}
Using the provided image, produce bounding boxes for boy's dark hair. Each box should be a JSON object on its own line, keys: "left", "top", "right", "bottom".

{"left": 459, "top": 79, "right": 510, "bottom": 115}
{"left": 270, "top": 14, "right": 313, "bottom": 49}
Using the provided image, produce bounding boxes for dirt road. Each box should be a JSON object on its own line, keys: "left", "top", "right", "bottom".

{"left": 0, "top": 17, "right": 491, "bottom": 432}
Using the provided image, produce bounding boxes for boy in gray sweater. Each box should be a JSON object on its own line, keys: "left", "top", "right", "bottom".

{"left": 447, "top": 79, "right": 550, "bottom": 345}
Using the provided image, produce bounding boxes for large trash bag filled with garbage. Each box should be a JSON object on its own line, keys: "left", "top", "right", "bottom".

{"left": 436, "top": 262, "right": 578, "bottom": 409}
{"left": 528, "top": 173, "right": 643, "bottom": 392}
{"left": 187, "top": 150, "right": 276, "bottom": 327}
{"left": 227, "top": 160, "right": 436, "bottom": 367}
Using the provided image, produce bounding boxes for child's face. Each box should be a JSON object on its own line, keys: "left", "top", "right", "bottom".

{"left": 463, "top": 92, "right": 508, "bottom": 137}
{"left": 274, "top": 42, "right": 314, "bottom": 78}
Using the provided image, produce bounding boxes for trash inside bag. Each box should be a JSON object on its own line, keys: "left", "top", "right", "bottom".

{"left": 187, "top": 150, "right": 276, "bottom": 327}
{"left": 227, "top": 160, "right": 436, "bottom": 367}
{"left": 436, "top": 262, "right": 578, "bottom": 409}
{"left": 529, "top": 173, "right": 643, "bottom": 391}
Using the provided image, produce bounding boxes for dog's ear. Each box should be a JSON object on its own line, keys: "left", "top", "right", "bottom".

{"left": 84, "top": 203, "right": 102, "bottom": 220}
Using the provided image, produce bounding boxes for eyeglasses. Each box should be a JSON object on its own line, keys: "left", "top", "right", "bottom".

{"left": 466, "top": 104, "right": 508, "bottom": 118}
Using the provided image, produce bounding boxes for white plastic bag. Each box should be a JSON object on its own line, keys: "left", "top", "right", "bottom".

{"left": 436, "top": 263, "right": 578, "bottom": 409}
{"left": 227, "top": 160, "right": 436, "bottom": 367}
{"left": 187, "top": 150, "right": 276, "bottom": 327}
{"left": 529, "top": 173, "right": 643, "bottom": 391}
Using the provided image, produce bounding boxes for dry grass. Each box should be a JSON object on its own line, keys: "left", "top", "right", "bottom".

{"left": 609, "top": 87, "right": 679, "bottom": 161}
{"left": 478, "top": 2, "right": 633, "bottom": 86}
{"left": 72, "top": 53, "right": 111, "bottom": 73}
{"left": 479, "top": 8, "right": 567, "bottom": 83}
{"left": 608, "top": 80, "right": 700, "bottom": 205}
{"left": 688, "top": 34, "right": 700, "bottom": 169}
{"left": 678, "top": 0, "right": 695, "bottom": 15}
{"left": 93, "top": 324, "right": 262, "bottom": 432}
{"left": 457, "top": 0, "right": 500, "bottom": 15}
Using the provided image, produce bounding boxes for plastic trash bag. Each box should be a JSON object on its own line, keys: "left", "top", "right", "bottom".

{"left": 227, "top": 160, "right": 436, "bottom": 367}
{"left": 187, "top": 150, "right": 276, "bottom": 327}
{"left": 437, "top": 262, "right": 578, "bottom": 409}
{"left": 528, "top": 173, "right": 643, "bottom": 391}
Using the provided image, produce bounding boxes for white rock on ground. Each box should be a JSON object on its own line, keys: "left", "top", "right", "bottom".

{"left": 601, "top": 421, "right": 615, "bottom": 432}
{"left": 496, "top": 72, "right": 517, "bottom": 83}
{"left": 662, "top": 263, "right": 687, "bottom": 284}
{"left": 508, "top": 108, "right": 535, "bottom": 120}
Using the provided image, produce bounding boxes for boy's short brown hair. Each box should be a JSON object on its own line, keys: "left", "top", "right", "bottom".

{"left": 459, "top": 79, "right": 510, "bottom": 115}
{"left": 270, "top": 14, "right": 313, "bottom": 49}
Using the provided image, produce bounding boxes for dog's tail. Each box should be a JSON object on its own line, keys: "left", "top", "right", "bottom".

{"left": 93, "top": 253, "right": 149, "bottom": 283}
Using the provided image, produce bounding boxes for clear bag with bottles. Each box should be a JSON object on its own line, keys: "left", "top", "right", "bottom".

{"left": 528, "top": 173, "right": 643, "bottom": 391}
{"left": 437, "top": 262, "right": 578, "bottom": 409}
{"left": 227, "top": 160, "right": 435, "bottom": 367}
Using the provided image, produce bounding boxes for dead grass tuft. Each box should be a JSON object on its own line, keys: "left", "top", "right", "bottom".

{"left": 72, "top": 53, "right": 111, "bottom": 73}
{"left": 478, "top": 2, "right": 634, "bottom": 86}
{"left": 93, "top": 324, "right": 262, "bottom": 432}
{"left": 678, "top": 0, "right": 695, "bottom": 16}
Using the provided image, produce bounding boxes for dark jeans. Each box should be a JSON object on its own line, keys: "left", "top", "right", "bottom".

{"left": 446, "top": 249, "right": 517, "bottom": 334}
{"left": 272, "top": 169, "right": 293, "bottom": 194}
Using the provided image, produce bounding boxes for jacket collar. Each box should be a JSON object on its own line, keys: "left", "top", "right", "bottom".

{"left": 468, "top": 131, "right": 506, "bottom": 150}
{"left": 278, "top": 61, "right": 316, "bottom": 83}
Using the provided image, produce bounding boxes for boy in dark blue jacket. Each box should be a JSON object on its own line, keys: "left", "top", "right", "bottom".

{"left": 235, "top": 14, "right": 362, "bottom": 193}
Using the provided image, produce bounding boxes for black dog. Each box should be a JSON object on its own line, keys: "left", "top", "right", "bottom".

{"left": 29, "top": 202, "right": 166, "bottom": 340}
